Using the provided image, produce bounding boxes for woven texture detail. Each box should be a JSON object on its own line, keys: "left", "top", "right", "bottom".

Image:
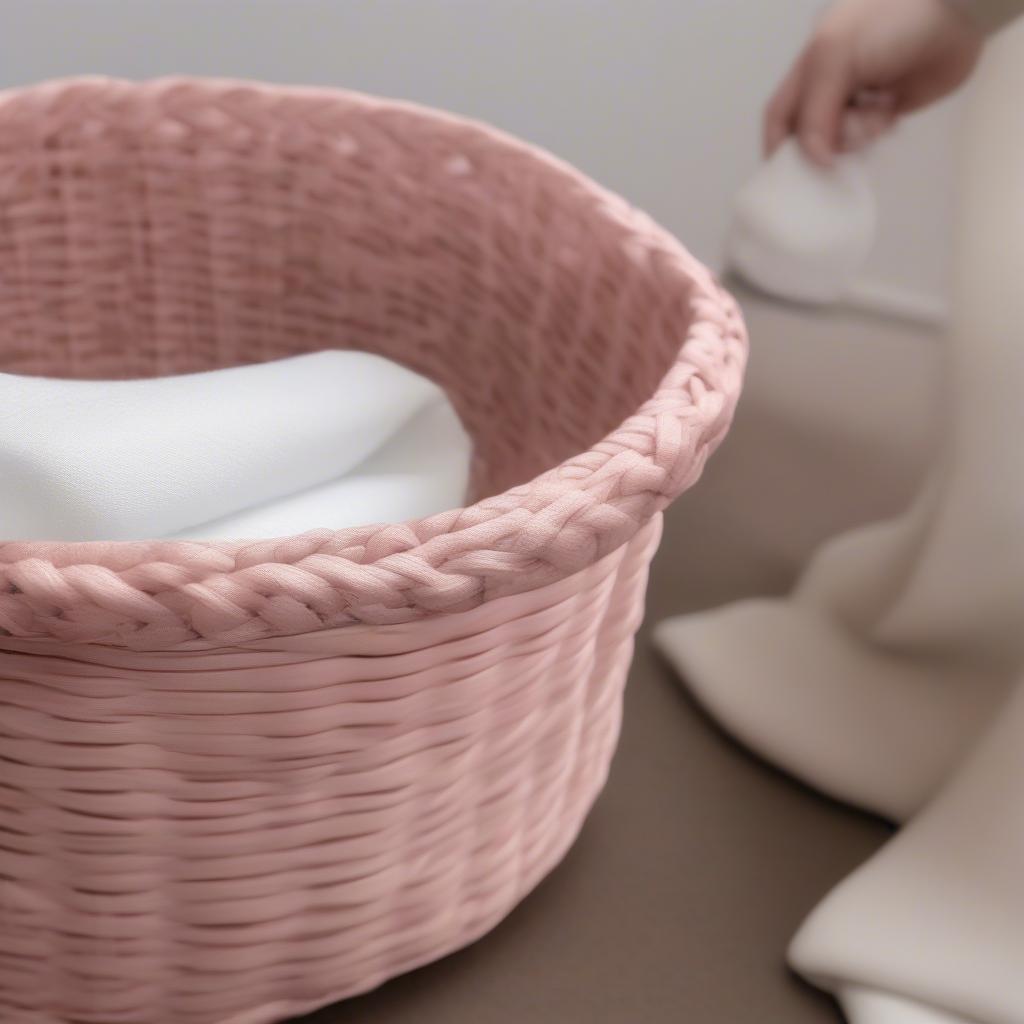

{"left": 1, "top": 518, "right": 658, "bottom": 1024}
{"left": 0, "top": 76, "right": 745, "bottom": 1023}
{"left": 0, "top": 77, "right": 746, "bottom": 650}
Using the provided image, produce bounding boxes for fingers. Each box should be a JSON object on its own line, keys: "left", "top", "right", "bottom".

{"left": 795, "top": 36, "right": 855, "bottom": 167}
{"left": 763, "top": 35, "right": 856, "bottom": 168}
{"left": 763, "top": 56, "right": 805, "bottom": 158}
{"left": 763, "top": 30, "right": 908, "bottom": 167}
{"left": 840, "top": 89, "right": 897, "bottom": 151}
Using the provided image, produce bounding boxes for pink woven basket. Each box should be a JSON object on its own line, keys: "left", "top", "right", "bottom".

{"left": 0, "top": 77, "right": 746, "bottom": 1024}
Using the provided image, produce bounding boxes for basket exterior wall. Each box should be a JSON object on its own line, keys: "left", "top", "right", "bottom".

{"left": 0, "top": 518, "right": 660, "bottom": 1024}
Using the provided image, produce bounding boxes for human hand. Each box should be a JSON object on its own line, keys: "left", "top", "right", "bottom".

{"left": 764, "top": 0, "right": 985, "bottom": 167}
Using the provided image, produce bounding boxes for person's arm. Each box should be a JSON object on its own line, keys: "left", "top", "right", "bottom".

{"left": 950, "top": 0, "right": 1024, "bottom": 33}
{"left": 764, "top": 0, "right": 1014, "bottom": 168}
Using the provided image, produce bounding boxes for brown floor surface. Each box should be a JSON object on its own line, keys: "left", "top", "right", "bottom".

{"left": 293, "top": 290, "right": 942, "bottom": 1023}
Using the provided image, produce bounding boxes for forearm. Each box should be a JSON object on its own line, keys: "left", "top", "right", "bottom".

{"left": 948, "top": 0, "right": 1024, "bottom": 33}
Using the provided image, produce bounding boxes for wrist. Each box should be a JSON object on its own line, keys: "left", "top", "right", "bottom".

{"left": 945, "top": 0, "right": 1021, "bottom": 33}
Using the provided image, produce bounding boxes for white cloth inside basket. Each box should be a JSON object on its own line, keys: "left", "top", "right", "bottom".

{"left": 0, "top": 351, "right": 471, "bottom": 542}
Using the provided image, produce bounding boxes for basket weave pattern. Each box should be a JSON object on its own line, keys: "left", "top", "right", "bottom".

{"left": 0, "top": 520, "right": 658, "bottom": 1024}
{"left": 0, "top": 78, "right": 746, "bottom": 1023}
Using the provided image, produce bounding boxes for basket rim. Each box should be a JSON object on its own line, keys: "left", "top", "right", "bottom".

{"left": 0, "top": 76, "right": 747, "bottom": 648}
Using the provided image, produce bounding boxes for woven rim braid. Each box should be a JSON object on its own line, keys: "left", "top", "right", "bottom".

{"left": 0, "top": 77, "right": 746, "bottom": 650}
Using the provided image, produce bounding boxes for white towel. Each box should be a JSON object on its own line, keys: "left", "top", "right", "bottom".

{"left": 0, "top": 351, "right": 471, "bottom": 542}
{"left": 173, "top": 397, "right": 471, "bottom": 540}
{"left": 729, "top": 137, "right": 877, "bottom": 305}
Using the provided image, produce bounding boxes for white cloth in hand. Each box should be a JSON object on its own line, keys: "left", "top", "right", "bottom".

{"left": 729, "top": 138, "right": 876, "bottom": 305}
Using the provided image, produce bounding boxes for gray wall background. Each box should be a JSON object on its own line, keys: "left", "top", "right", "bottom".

{"left": 1, "top": 0, "right": 960, "bottom": 317}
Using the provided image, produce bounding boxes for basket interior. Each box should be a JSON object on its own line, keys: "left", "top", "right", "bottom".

{"left": 0, "top": 82, "right": 697, "bottom": 498}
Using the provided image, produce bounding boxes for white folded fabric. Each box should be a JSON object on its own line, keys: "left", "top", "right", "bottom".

{"left": 791, "top": 678, "right": 1024, "bottom": 1024}
{"left": 729, "top": 137, "right": 877, "bottom": 305}
{"left": 0, "top": 351, "right": 470, "bottom": 542}
{"left": 173, "top": 397, "right": 470, "bottom": 540}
